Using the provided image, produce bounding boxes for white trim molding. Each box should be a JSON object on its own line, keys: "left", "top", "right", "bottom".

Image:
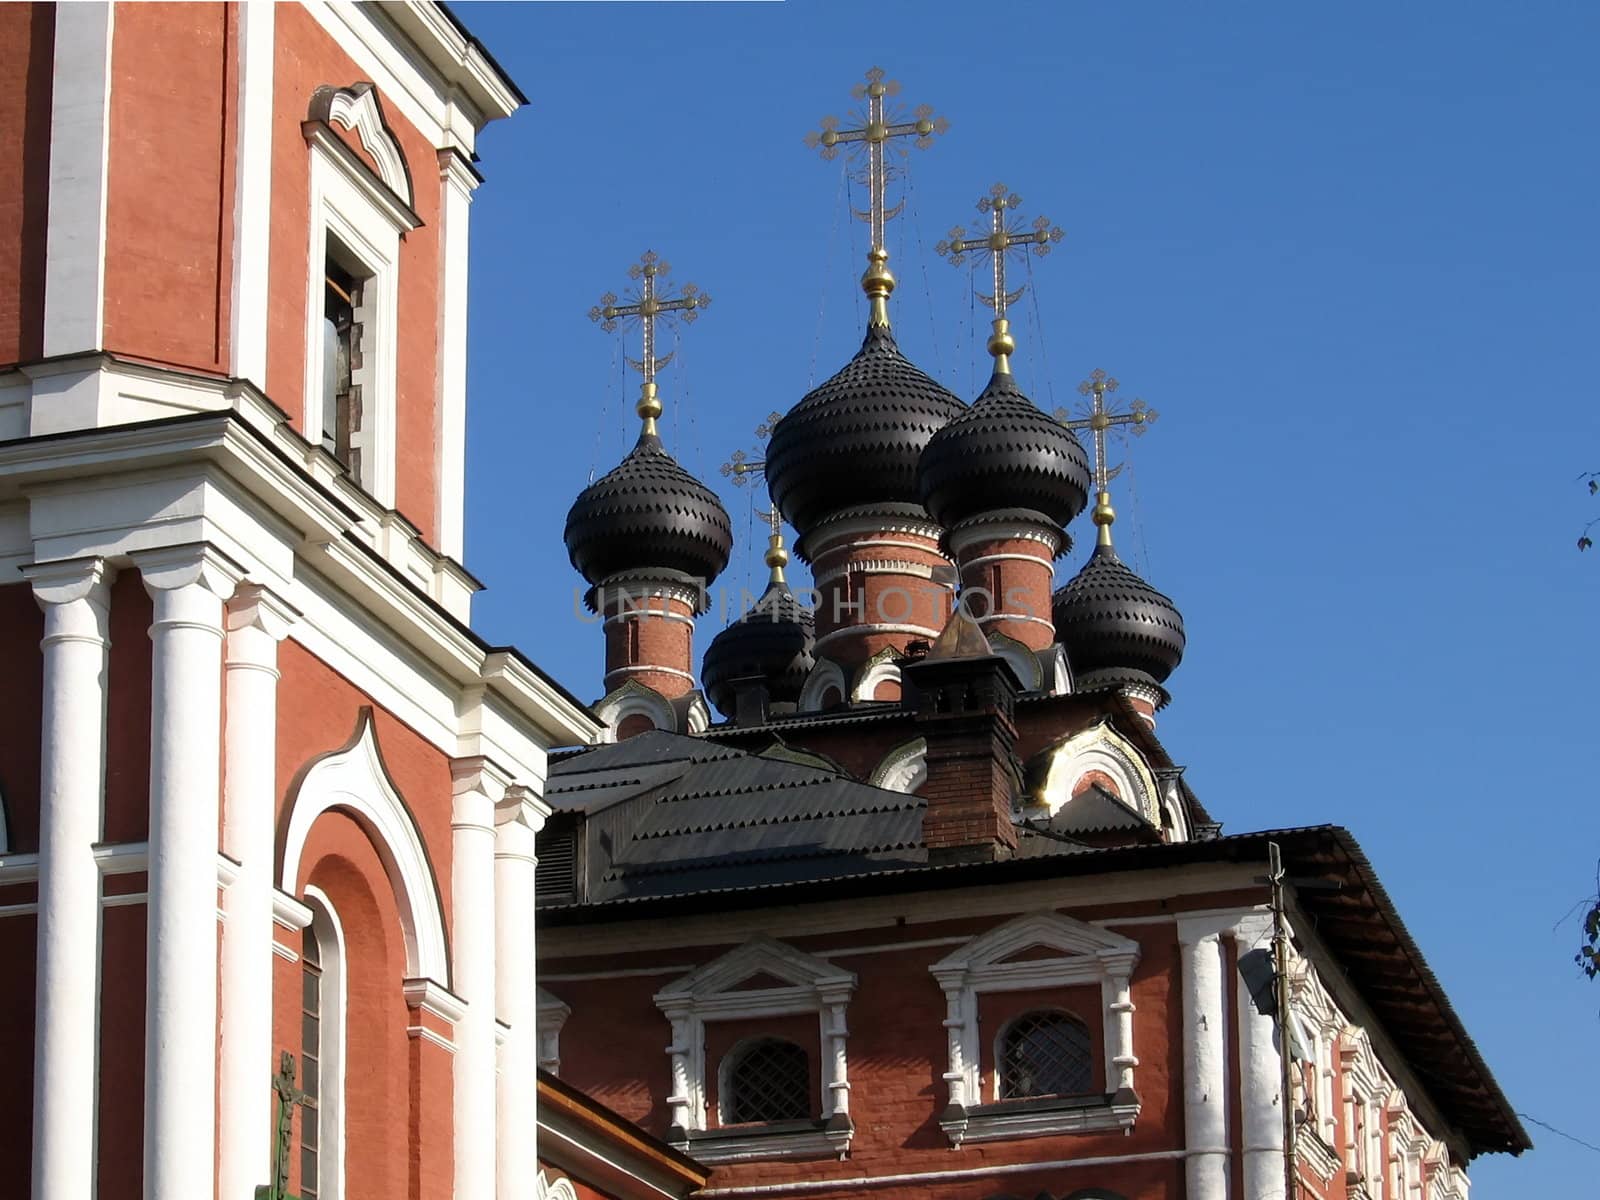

{"left": 311, "top": 84, "right": 414, "bottom": 207}
{"left": 536, "top": 987, "right": 571, "bottom": 1075}
{"left": 1025, "top": 721, "right": 1161, "bottom": 827}
{"left": 867, "top": 738, "right": 927, "bottom": 794}
{"left": 592, "top": 679, "right": 676, "bottom": 743}
{"left": 280, "top": 711, "right": 450, "bottom": 984}
{"left": 654, "top": 937, "right": 857, "bottom": 1162}
{"left": 797, "top": 658, "right": 847, "bottom": 713}
{"left": 929, "top": 911, "right": 1142, "bottom": 1147}
{"left": 849, "top": 647, "right": 901, "bottom": 702}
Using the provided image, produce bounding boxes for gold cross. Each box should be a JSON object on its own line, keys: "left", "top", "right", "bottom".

{"left": 1057, "top": 369, "right": 1158, "bottom": 545}
{"left": 805, "top": 67, "right": 949, "bottom": 256}
{"left": 589, "top": 250, "right": 710, "bottom": 436}
{"left": 937, "top": 184, "right": 1063, "bottom": 322}
{"left": 718, "top": 412, "right": 784, "bottom": 488}
{"left": 720, "top": 416, "right": 790, "bottom": 587}
{"left": 937, "top": 183, "right": 1062, "bottom": 369}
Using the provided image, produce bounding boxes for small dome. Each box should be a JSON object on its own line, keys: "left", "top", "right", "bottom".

{"left": 701, "top": 582, "right": 816, "bottom": 718}
{"left": 764, "top": 324, "right": 965, "bottom": 537}
{"left": 564, "top": 432, "right": 732, "bottom": 588}
{"left": 917, "top": 369, "right": 1092, "bottom": 531}
{"left": 1052, "top": 543, "right": 1185, "bottom": 689}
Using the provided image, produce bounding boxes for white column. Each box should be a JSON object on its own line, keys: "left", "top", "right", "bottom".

{"left": 43, "top": 1, "right": 114, "bottom": 357}
{"left": 451, "top": 757, "right": 505, "bottom": 1200}
{"left": 937, "top": 983, "right": 969, "bottom": 1109}
{"left": 659, "top": 1000, "right": 694, "bottom": 1135}
{"left": 229, "top": 0, "right": 275, "bottom": 386}
{"left": 26, "top": 557, "right": 112, "bottom": 1200}
{"left": 1103, "top": 954, "right": 1139, "bottom": 1094}
{"left": 494, "top": 784, "right": 547, "bottom": 1199}
{"left": 1234, "top": 914, "right": 1286, "bottom": 1200}
{"left": 137, "top": 544, "right": 243, "bottom": 1200}
{"left": 434, "top": 149, "right": 479, "bottom": 561}
{"left": 1178, "top": 918, "right": 1231, "bottom": 1200}
{"left": 821, "top": 994, "right": 850, "bottom": 1118}
{"left": 217, "top": 585, "right": 295, "bottom": 1200}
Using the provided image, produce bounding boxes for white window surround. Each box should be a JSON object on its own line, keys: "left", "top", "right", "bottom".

{"left": 302, "top": 884, "right": 347, "bottom": 1200}
{"left": 849, "top": 648, "right": 901, "bottom": 702}
{"left": 279, "top": 711, "right": 450, "bottom": 986}
{"left": 653, "top": 937, "right": 857, "bottom": 1163}
{"left": 930, "top": 911, "right": 1142, "bottom": 1147}
{"left": 1025, "top": 723, "right": 1161, "bottom": 829}
{"left": 591, "top": 679, "right": 676, "bottom": 743}
{"left": 867, "top": 737, "right": 927, "bottom": 793}
{"left": 535, "top": 1172, "right": 579, "bottom": 1200}
{"left": 984, "top": 628, "right": 1042, "bottom": 691}
{"left": 797, "top": 657, "right": 847, "bottom": 712}
{"left": 536, "top": 986, "right": 570, "bottom": 1075}
{"left": 302, "top": 88, "right": 418, "bottom": 510}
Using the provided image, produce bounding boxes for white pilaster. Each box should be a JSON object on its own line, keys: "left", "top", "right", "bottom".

{"left": 1103, "top": 953, "right": 1139, "bottom": 1093}
{"left": 137, "top": 544, "right": 244, "bottom": 1200}
{"left": 43, "top": 1, "right": 115, "bottom": 357}
{"left": 494, "top": 784, "right": 547, "bottom": 1198}
{"left": 940, "top": 987, "right": 968, "bottom": 1109}
{"left": 1178, "top": 917, "right": 1232, "bottom": 1200}
{"left": 1234, "top": 913, "right": 1286, "bottom": 1200}
{"left": 451, "top": 756, "right": 505, "bottom": 1200}
{"left": 822, "top": 995, "right": 850, "bottom": 1117}
{"left": 434, "top": 149, "right": 478, "bottom": 561}
{"left": 660, "top": 1001, "right": 694, "bottom": 1134}
{"left": 229, "top": 0, "right": 275, "bottom": 386}
{"left": 26, "top": 557, "right": 113, "bottom": 1200}
{"left": 217, "top": 585, "right": 296, "bottom": 1200}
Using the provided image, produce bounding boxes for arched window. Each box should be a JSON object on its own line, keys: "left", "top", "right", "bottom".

{"left": 720, "top": 1038, "right": 811, "bottom": 1125}
{"left": 998, "top": 1011, "right": 1092, "bottom": 1100}
{"left": 300, "top": 888, "right": 346, "bottom": 1199}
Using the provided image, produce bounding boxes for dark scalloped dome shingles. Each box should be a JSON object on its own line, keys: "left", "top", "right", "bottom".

{"left": 701, "top": 583, "right": 817, "bottom": 718}
{"left": 917, "top": 369, "right": 1092, "bottom": 531}
{"left": 764, "top": 324, "right": 965, "bottom": 536}
{"left": 1052, "top": 543, "right": 1186, "bottom": 688}
{"left": 564, "top": 433, "right": 732, "bottom": 587}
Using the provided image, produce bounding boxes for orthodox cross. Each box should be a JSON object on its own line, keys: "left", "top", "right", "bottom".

{"left": 1057, "top": 369, "right": 1157, "bottom": 545}
{"left": 805, "top": 67, "right": 949, "bottom": 256}
{"left": 936, "top": 184, "right": 1063, "bottom": 324}
{"left": 718, "top": 411, "right": 783, "bottom": 488}
{"left": 589, "top": 250, "right": 710, "bottom": 436}
{"left": 720, "top": 415, "right": 791, "bottom": 588}
{"left": 255, "top": 1052, "right": 309, "bottom": 1200}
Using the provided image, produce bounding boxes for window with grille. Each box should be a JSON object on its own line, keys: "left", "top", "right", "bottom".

{"left": 998, "top": 1011, "right": 1093, "bottom": 1100}
{"left": 300, "top": 926, "right": 323, "bottom": 1199}
{"left": 720, "top": 1038, "right": 811, "bottom": 1125}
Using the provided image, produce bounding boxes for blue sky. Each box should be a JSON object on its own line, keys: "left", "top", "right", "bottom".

{"left": 454, "top": 2, "right": 1599, "bottom": 1190}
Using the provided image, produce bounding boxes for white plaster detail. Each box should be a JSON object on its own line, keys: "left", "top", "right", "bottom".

{"left": 683, "top": 692, "right": 712, "bottom": 735}
{"left": 229, "top": 0, "right": 275, "bottom": 387}
{"left": 797, "top": 658, "right": 848, "bottom": 713}
{"left": 984, "top": 629, "right": 1042, "bottom": 690}
{"left": 929, "top": 911, "right": 1142, "bottom": 1146}
{"left": 867, "top": 738, "right": 927, "bottom": 794}
{"left": 655, "top": 938, "right": 857, "bottom": 1160}
{"left": 301, "top": 885, "right": 349, "bottom": 1200}
{"left": 1027, "top": 722, "right": 1160, "bottom": 826}
{"left": 434, "top": 148, "right": 478, "bottom": 560}
{"left": 850, "top": 648, "right": 901, "bottom": 702}
{"left": 318, "top": 85, "right": 413, "bottom": 206}
{"left": 536, "top": 1172, "right": 580, "bottom": 1200}
{"left": 592, "top": 679, "right": 677, "bottom": 743}
{"left": 279, "top": 712, "right": 450, "bottom": 983}
{"left": 536, "top": 987, "right": 572, "bottom": 1075}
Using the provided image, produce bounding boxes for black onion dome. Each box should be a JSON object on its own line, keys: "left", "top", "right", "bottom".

{"left": 765, "top": 325, "right": 965, "bottom": 536}
{"left": 917, "top": 369, "right": 1092, "bottom": 531}
{"left": 701, "top": 583, "right": 817, "bottom": 718}
{"left": 564, "top": 432, "right": 732, "bottom": 587}
{"left": 1052, "top": 543, "right": 1186, "bottom": 688}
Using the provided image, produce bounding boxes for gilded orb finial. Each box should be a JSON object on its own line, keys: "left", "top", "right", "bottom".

{"left": 589, "top": 250, "right": 710, "bottom": 439}
{"left": 762, "top": 507, "right": 790, "bottom": 587}
{"left": 806, "top": 68, "right": 948, "bottom": 327}
{"left": 1056, "top": 369, "right": 1159, "bottom": 548}
{"left": 937, "top": 184, "right": 1063, "bottom": 375}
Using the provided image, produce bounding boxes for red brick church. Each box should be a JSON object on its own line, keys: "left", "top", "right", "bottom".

{"left": 0, "top": 4, "right": 1524, "bottom": 1200}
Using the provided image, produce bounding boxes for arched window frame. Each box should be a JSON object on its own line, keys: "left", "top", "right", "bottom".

{"left": 717, "top": 1035, "right": 813, "bottom": 1126}
{"left": 1027, "top": 723, "right": 1162, "bottom": 829}
{"left": 993, "top": 1008, "right": 1095, "bottom": 1102}
{"left": 300, "top": 885, "right": 347, "bottom": 1200}
{"left": 930, "top": 911, "right": 1141, "bottom": 1146}
{"left": 654, "top": 937, "right": 856, "bottom": 1163}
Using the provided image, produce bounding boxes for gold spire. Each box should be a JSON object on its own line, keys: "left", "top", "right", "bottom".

{"left": 1057, "top": 369, "right": 1158, "bottom": 547}
{"left": 588, "top": 250, "right": 710, "bottom": 438}
{"left": 937, "top": 184, "right": 1063, "bottom": 376}
{"left": 761, "top": 506, "right": 789, "bottom": 587}
{"left": 806, "top": 67, "right": 949, "bottom": 325}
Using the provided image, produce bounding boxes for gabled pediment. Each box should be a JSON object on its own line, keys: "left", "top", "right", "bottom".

{"left": 656, "top": 936, "right": 855, "bottom": 1006}
{"left": 931, "top": 910, "right": 1140, "bottom": 989}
